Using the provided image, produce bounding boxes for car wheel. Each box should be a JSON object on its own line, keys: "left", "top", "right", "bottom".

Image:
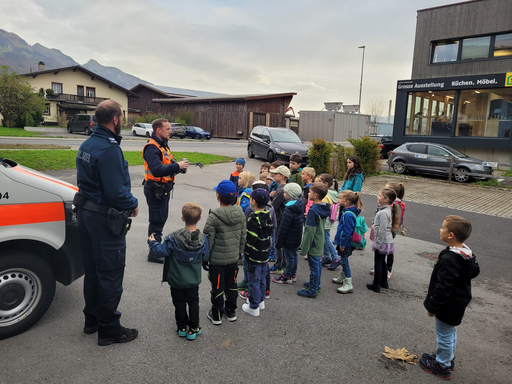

{"left": 85, "top": 127, "right": 92, "bottom": 136}
{"left": 454, "top": 168, "right": 470, "bottom": 183}
{"left": 180, "top": 135, "right": 185, "bottom": 139}
{"left": 248, "top": 144, "right": 255, "bottom": 158}
{"left": 146, "top": 132, "right": 150, "bottom": 138}
{"left": 132, "top": 130, "right": 137, "bottom": 136}
{"left": 195, "top": 134, "right": 201, "bottom": 139}
{"left": 206, "top": 136, "right": 211, "bottom": 140}
{"left": 392, "top": 161, "right": 407, "bottom": 174}
{"left": 0, "top": 251, "right": 56, "bottom": 340}
{"left": 67, "top": 126, "right": 72, "bottom": 134}
{"left": 267, "top": 151, "right": 275, "bottom": 163}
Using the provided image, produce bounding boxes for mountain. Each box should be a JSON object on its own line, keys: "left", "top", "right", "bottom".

{"left": 0, "top": 29, "right": 151, "bottom": 90}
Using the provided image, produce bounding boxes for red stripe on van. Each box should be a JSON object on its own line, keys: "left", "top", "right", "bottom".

{"left": 12, "top": 166, "right": 79, "bottom": 192}
{"left": 0, "top": 202, "right": 65, "bottom": 227}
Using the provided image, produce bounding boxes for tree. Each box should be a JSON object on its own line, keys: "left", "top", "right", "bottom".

{"left": 0, "top": 66, "right": 46, "bottom": 127}
{"left": 308, "top": 138, "right": 333, "bottom": 175}
{"left": 365, "top": 97, "right": 386, "bottom": 134}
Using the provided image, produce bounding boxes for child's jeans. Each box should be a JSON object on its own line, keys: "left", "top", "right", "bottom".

{"left": 307, "top": 255, "right": 321, "bottom": 292}
{"left": 323, "top": 229, "right": 337, "bottom": 261}
{"left": 283, "top": 247, "right": 298, "bottom": 278}
{"left": 435, "top": 318, "right": 457, "bottom": 368}
{"left": 337, "top": 245, "right": 353, "bottom": 278}
{"left": 247, "top": 262, "right": 268, "bottom": 309}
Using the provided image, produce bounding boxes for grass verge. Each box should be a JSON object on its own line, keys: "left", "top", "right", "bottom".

{"left": 0, "top": 150, "right": 234, "bottom": 171}
{"left": 0, "top": 144, "right": 71, "bottom": 150}
{"left": 0, "top": 127, "right": 47, "bottom": 137}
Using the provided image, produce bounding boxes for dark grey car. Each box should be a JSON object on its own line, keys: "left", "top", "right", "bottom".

{"left": 67, "top": 114, "right": 97, "bottom": 135}
{"left": 247, "top": 126, "right": 308, "bottom": 164}
{"left": 389, "top": 142, "right": 493, "bottom": 183}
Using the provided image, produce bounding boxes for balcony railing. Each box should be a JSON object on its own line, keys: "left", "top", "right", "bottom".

{"left": 47, "top": 93, "right": 109, "bottom": 104}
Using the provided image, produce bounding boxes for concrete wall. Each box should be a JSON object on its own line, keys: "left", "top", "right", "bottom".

{"left": 412, "top": 0, "right": 512, "bottom": 79}
{"left": 298, "top": 111, "right": 370, "bottom": 142}
{"left": 24, "top": 127, "right": 68, "bottom": 133}
{"left": 25, "top": 70, "right": 129, "bottom": 120}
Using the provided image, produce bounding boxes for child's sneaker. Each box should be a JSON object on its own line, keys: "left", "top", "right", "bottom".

{"left": 269, "top": 265, "right": 283, "bottom": 274}
{"left": 265, "top": 290, "right": 270, "bottom": 299}
{"left": 237, "top": 280, "right": 248, "bottom": 290}
{"left": 302, "top": 281, "right": 321, "bottom": 293}
{"left": 175, "top": 324, "right": 187, "bottom": 337}
{"left": 186, "top": 326, "right": 201, "bottom": 341}
{"left": 246, "top": 298, "right": 265, "bottom": 310}
{"left": 242, "top": 303, "right": 260, "bottom": 317}
{"left": 238, "top": 290, "right": 249, "bottom": 300}
{"left": 272, "top": 273, "right": 292, "bottom": 284}
{"left": 370, "top": 268, "right": 375, "bottom": 275}
{"left": 387, "top": 271, "right": 392, "bottom": 280}
{"left": 321, "top": 257, "right": 332, "bottom": 266}
{"left": 291, "top": 274, "right": 297, "bottom": 282}
{"left": 223, "top": 309, "right": 237, "bottom": 322}
{"left": 207, "top": 309, "right": 222, "bottom": 325}
{"left": 421, "top": 353, "right": 455, "bottom": 371}
{"left": 419, "top": 356, "right": 451, "bottom": 380}
{"left": 297, "top": 288, "right": 317, "bottom": 298}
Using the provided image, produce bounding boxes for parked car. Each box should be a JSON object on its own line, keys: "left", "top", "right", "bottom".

{"left": 247, "top": 126, "right": 309, "bottom": 164}
{"left": 185, "top": 126, "right": 212, "bottom": 140}
{"left": 170, "top": 123, "right": 186, "bottom": 139}
{"left": 132, "top": 123, "right": 153, "bottom": 137}
{"left": 389, "top": 142, "right": 493, "bottom": 183}
{"left": 67, "top": 114, "right": 97, "bottom": 135}
{"left": 369, "top": 135, "right": 399, "bottom": 159}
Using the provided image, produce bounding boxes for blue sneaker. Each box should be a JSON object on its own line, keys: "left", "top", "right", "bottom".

{"left": 297, "top": 288, "right": 317, "bottom": 298}
{"left": 186, "top": 326, "right": 202, "bottom": 341}
{"left": 321, "top": 257, "right": 332, "bottom": 266}
{"left": 175, "top": 324, "right": 187, "bottom": 337}
{"left": 302, "top": 282, "right": 321, "bottom": 293}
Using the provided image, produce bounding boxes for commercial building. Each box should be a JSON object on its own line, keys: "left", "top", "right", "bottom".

{"left": 393, "top": 0, "right": 512, "bottom": 163}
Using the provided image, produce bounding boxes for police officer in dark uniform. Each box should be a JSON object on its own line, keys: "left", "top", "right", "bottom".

{"left": 76, "top": 100, "right": 139, "bottom": 346}
{"left": 143, "top": 118, "right": 188, "bottom": 263}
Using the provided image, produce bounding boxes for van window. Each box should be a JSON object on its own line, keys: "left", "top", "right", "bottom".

{"left": 78, "top": 115, "right": 89, "bottom": 121}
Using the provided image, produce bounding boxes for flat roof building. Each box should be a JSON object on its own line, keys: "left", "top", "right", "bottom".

{"left": 393, "top": 0, "right": 512, "bottom": 163}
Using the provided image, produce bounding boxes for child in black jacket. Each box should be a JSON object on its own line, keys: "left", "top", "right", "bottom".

{"left": 420, "top": 215, "right": 480, "bottom": 380}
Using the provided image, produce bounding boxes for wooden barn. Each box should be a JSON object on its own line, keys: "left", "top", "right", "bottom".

{"left": 153, "top": 93, "right": 296, "bottom": 139}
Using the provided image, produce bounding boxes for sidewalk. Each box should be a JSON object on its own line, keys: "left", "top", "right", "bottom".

{"left": 363, "top": 174, "right": 512, "bottom": 219}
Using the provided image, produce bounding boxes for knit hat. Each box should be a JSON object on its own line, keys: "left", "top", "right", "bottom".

{"left": 270, "top": 165, "right": 291, "bottom": 179}
{"left": 236, "top": 158, "right": 245, "bottom": 167}
{"left": 284, "top": 182, "right": 302, "bottom": 200}
{"left": 251, "top": 188, "right": 270, "bottom": 206}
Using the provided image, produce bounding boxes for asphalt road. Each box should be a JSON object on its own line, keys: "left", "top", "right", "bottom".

{"left": 1, "top": 157, "right": 511, "bottom": 383}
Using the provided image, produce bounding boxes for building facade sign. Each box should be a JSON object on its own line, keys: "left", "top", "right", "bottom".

{"left": 397, "top": 73, "right": 509, "bottom": 91}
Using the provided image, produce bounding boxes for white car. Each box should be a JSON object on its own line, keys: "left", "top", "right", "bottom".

{"left": 132, "top": 123, "right": 153, "bottom": 137}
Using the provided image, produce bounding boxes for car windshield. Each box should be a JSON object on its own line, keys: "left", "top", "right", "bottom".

{"left": 444, "top": 146, "right": 467, "bottom": 158}
{"left": 271, "top": 130, "right": 302, "bottom": 143}
{"left": 194, "top": 127, "right": 204, "bottom": 132}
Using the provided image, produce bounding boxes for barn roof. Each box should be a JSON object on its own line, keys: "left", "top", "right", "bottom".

{"left": 153, "top": 92, "right": 296, "bottom": 103}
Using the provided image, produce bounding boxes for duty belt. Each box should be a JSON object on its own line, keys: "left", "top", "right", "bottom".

{"left": 82, "top": 199, "right": 111, "bottom": 214}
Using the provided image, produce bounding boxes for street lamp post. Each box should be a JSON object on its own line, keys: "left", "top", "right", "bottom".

{"left": 357, "top": 45, "right": 365, "bottom": 138}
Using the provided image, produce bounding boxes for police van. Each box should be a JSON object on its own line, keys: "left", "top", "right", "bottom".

{"left": 0, "top": 157, "right": 84, "bottom": 339}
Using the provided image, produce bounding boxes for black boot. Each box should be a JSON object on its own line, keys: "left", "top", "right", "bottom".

{"left": 147, "top": 250, "right": 163, "bottom": 264}
{"left": 380, "top": 272, "right": 389, "bottom": 289}
{"left": 366, "top": 274, "right": 381, "bottom": 293}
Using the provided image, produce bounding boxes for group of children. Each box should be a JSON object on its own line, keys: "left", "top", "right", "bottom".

{"left": 148, "top": 155, "right": 480, "bottom": 382}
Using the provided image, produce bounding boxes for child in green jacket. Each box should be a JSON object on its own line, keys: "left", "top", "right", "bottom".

{"left": 298, "top": 183, "right": 330, "bottom": 298}
{"left": 149, "top": 202, "right": 209, "bottom": 341}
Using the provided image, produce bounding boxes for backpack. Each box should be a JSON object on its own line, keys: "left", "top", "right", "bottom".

{"left": 393, "top": 200, "right": 407, "bottom": 236}
{"left": 330, "top": 202, "right": 339, "bottom": 221}
{"left": 344, "top": 211, "right": 368, "bottom": 248}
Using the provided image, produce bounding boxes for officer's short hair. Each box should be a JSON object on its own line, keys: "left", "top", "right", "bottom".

{"left": 95, "top": 100, "right": 122, "bottom": 125}
{"left": 182, "top": 202, "right": 202, "bottom": 225}
{"left": 152, "top": 118, "right": 168, "bottom": 131}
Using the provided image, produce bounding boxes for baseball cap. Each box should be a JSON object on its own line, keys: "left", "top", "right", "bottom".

{"left": 251, "top": 188, "right": 270, "bottom": 206}
{"left": 213, "top": 180, "right": 237, "bottom": 197}
{"left": 269, "top": 165, "right": 291, "bottom": 179}
{"left": 284, "top": 182, "right": 302, "bottom": 200}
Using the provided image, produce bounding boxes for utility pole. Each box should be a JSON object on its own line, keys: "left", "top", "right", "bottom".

{"left": 357, "top": 46, "right": 365, "bottom": 139}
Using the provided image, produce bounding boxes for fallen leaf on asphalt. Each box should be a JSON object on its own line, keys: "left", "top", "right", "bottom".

{"left": 382, "top": 346, "right": 418, "bottom": 365}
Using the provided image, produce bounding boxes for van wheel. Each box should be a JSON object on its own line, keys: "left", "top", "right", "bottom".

{"left": 0, "top": 251, "right": 56, "bottom": 340}
{"left": 247, "top": 145, "right": 255, "bottom": 158}
{"left": 85, "top": 127, "right": 92, "bottom": 136}
{"left": 67, "top": 126, "right": 72, "bottom": 134}
{"left": 454, "top": 168, "right": 470, "bottom": 183}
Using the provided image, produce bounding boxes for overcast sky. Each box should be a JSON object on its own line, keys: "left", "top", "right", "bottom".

{"left": 1, "top": 0, "right": 456, "bottom": 116}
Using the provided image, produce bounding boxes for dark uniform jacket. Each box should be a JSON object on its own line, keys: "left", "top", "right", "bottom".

{"left": 76, "top": 125, "right": 137, "bottom": 210}
{"left": 424, "top": 247, "right": 480, "bottom": 326}
{"left": 276, "top": 199, "right": 305, "bottom": 250}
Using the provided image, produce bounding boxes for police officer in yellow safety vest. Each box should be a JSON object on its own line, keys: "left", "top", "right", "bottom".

{"left": 143, "top": 118, "right": 188, "bottom": 263}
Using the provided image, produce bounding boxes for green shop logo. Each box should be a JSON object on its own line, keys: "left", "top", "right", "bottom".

{"left": 506, "top": 73, "right": 512, "bottom": 87}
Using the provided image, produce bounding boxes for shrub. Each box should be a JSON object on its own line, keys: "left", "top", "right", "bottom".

{"left": 331, "top": 144, "right": 356, "bottom": 181}
{"left": 347, "top": 136, "right": 381, "bottom": 175}
{"left": 308, "top": 138, "right": 333, "bottom": 175}
{"left": 56, "top": 112, "right": 67, "bottom": 127}
{"left": 45, "top": 88, "right": 54, "bottom": 96}
{"left": 175, "top": 110, "right": 193, "bottom": 126}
